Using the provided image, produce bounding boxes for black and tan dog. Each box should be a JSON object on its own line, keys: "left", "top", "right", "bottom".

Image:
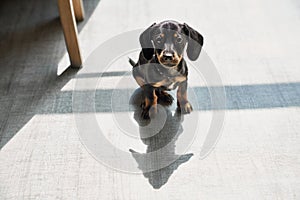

{"left": 129, "top": 20, "right": 204, "bottom": 119}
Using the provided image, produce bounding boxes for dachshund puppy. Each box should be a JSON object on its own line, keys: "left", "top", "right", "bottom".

{"left": 129, "top": 20, "right": 204, "bottom": 119}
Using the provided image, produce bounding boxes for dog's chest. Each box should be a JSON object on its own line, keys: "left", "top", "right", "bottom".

{"left": 144, "top": 66, "right": 186, "bottom": 90}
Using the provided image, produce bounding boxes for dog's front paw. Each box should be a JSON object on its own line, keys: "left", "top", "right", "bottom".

{"left": 157, "top": 91, "right": 174, "bottom": 106}
{"left": 177, "top": 101, "right": 193, "bottom": 114}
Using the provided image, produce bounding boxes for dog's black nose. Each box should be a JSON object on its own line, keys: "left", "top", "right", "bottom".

{"left": 163, "top": 52, "right": 174, "bottom": 61}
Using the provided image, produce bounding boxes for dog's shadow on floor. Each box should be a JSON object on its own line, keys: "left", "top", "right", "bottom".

{"left": 129, "top": 88, "right": 193, "bottom": 189}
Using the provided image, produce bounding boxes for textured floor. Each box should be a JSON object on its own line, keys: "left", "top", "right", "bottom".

{"left": 0, "top": 0, "right": 300, "bottom": 199}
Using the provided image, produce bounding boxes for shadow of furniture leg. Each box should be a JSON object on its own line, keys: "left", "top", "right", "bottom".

{"left": 57, "top": 0, "right": 83, "bottom": 68}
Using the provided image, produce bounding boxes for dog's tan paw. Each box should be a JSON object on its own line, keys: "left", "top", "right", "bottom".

{"left": 177, "top": 101, "right": 193, "bottom": 114}
{"left": 157, "top": 91, "right": 174, "bottom": 106}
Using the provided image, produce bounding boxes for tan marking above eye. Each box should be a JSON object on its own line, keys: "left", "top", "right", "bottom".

{"left": 174, "top": 33, "right": 178, "bottom": 37}
{"left": 160, "top": 33, "right": 165, "bottom": 37}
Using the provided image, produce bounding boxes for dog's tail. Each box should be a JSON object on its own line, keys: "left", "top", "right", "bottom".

{"left": 128, "top": 57, "right": 136, "bottom": 67}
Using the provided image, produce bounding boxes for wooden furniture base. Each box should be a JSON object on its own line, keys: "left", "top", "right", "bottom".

{"left": 57, "top": 0, "right": 84, "bottom": 68}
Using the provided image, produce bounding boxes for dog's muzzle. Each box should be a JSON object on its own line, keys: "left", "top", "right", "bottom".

{"left": 158, "top": 51, "right": 182, "bottom": 67}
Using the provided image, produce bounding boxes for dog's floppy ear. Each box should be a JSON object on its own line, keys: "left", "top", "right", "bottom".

{"left": 182, "top": 23, "right": 204, "bottom": 61}
{"left": 139, "top": 23, "right": 156, "bottom": 60}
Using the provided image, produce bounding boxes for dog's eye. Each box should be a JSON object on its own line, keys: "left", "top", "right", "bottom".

{"left": 176, "top": 37, "right": 183, "bottom": 43}
{"left": 155, "top": 36, "right": 162, "bottom": 44}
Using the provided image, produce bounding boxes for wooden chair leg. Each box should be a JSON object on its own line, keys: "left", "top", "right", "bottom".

{"left": 57, "top": 0, "right": 83, "bottom": 68}
{"left": 72, "top": 0, "right": 85, "bottom": 21}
